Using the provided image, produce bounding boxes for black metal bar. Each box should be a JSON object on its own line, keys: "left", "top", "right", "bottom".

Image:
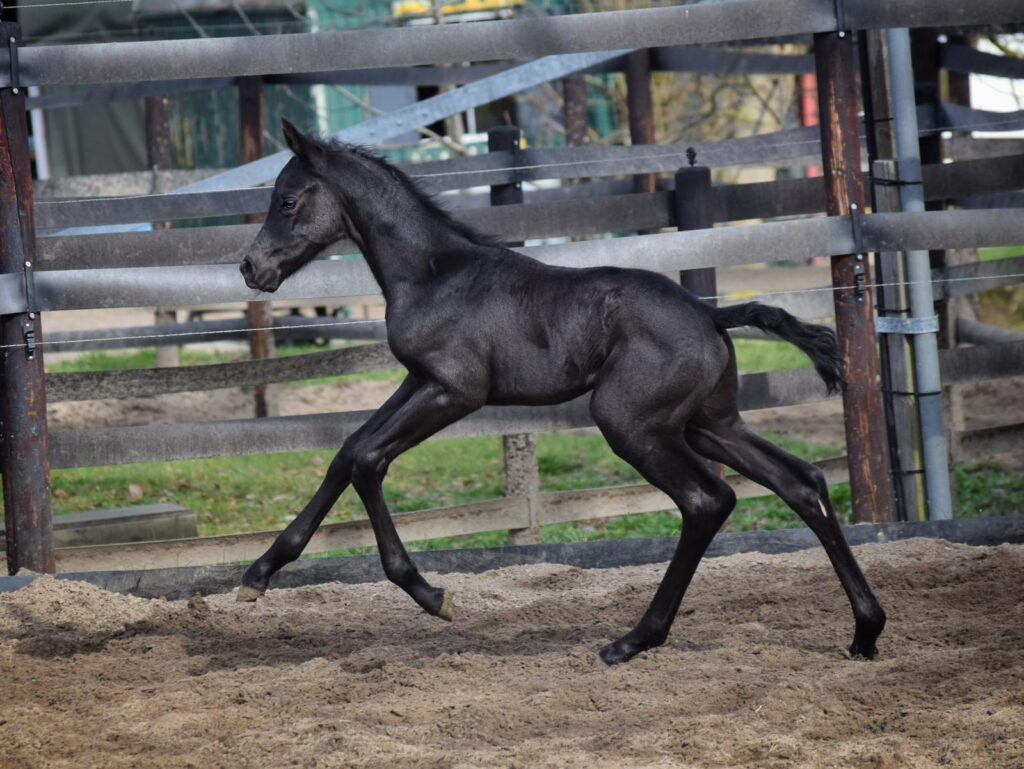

{"left": 675, "top": 155, "right": 717, "bottom": 303}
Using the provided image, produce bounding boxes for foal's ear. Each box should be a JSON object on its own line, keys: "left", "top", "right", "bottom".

{"left": 281, "top": 119, "right": 327, "bottom": 170}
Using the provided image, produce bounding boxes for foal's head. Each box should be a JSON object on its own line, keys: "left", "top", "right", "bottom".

{"left": 240, "top": 120, "right": 350, "bottom": 293}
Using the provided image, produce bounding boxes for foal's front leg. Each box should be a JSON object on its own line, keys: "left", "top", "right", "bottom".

{"left": 349, "top": 381, "right": 479, "bottom": 620}
{"left": 237, "top": 376, "right": 421, "bottom": 601}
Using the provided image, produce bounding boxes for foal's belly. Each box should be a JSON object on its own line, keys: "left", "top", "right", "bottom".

{"left": 485, "top": 348, "right": 596, "bottom": 406}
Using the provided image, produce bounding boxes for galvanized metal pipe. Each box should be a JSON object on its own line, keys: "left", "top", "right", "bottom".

{"left": 886, "top": 27, "right": 953, "bottom": 521}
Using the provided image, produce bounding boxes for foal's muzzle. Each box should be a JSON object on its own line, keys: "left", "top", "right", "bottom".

{"left": 239, "top": 256, "right": 279, "bottom": 293}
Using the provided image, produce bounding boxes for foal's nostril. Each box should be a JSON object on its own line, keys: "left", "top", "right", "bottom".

{"left": 240, "top": 258, "right": 255, "bottom": 281}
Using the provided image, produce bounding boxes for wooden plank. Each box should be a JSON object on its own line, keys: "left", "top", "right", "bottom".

{"left": 959, "top": 422, "right": 1024, "bottom": 460}
{"left": 47, "top": 342, "right": 398, "bottom": 403}
{"left": 51, "top": 457, "right": 851, "bottom": 573}
{"left": 0, "top": 504, "right": 197, "bottom": 549}
{"left": 54, "top": 497, "right": 530, "bottom": 573}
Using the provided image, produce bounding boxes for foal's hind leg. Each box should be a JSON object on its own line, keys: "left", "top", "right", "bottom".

{"left": 238, "top": 376, "right": 420, "bottom": 600}
{"left": 686, "top": 415, "right": 886, "bottom": 658}
{"left": 591, "top": 393, "right": 737, "bottom": 664}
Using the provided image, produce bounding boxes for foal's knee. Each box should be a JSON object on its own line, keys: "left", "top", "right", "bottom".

{"left": 351, "top": 447, "right": 386, "bottom": 488}
{"left": 682, "top": 484, "right": 736, "bottom": 533}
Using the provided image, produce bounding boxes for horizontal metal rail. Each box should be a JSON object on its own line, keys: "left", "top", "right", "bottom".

{"left": 8, "top": 0, "right": 1021, "bottom": 88}
{"left": 9, "top": 210, "right": 1024, "bottom": 315}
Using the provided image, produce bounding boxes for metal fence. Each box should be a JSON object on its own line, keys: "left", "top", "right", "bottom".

{"left": 1, "top": 0, "right": 1023, "bottom": 573}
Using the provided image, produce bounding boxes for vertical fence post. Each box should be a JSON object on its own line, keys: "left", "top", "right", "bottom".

{"left": 813, "top": 30, "right": 895, "bottom": 523}
{"left": 145, "top": 93, "right": 180, "bottom": 368}
{"left": 563, "top": 75, "right": 589, "bottom": 150}
{"left": 489, "top": 125, "right": 541, "bottom": 545}
{"left": 675, "top": 154, "right": 716, "bottom": 303}
{"left": 625, "top": 49, "right": 656, "bottom": 195}
{"left": 0, "top": 22, "right": 55, "bottom": 574}
{"left": 239, "top": 76, "right": 277, "bottom": 418}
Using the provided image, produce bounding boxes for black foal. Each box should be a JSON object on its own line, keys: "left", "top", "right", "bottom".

{"left": 237, "top": 120, "right": 886, "bottom": 664}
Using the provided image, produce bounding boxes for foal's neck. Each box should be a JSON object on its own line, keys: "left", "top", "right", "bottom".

{"left": 337, "top": 152, "right": 477, "bottom": 297}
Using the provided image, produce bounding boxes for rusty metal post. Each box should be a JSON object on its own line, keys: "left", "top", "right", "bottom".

{"left": 813, "top": 31, "right": 895, "bottom": 523}
{"left": 0, "top": 22, "right": 55, "bottom": 573}
{"left": 239, "top": 76, "right": 277, "bottom": 418}
{"left": 489, "top": 126, "right": 541, "bottom": 545}
{"left": 626, "top": 49, "right": 656, "bottom": 195}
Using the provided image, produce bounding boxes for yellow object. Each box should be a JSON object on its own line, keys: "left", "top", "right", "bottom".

{"left": 393, "top": 0, "right": 524, "bottom": 18}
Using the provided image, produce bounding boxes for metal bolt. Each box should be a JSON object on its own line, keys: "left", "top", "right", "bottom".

{"left": 856, "top": 254, "right": 864, "bottom": 261}
{"left": 24, "top": 261, "right": 30, "bottom": 268}
{"left": 11, "top": 88, "right": 17, "bottom": 95}
{"left": 850, "top": 203, "right": 859, "bottom": 212}
{"left": 28, "top": 312, "right": 35, "bottom": 320}
{"left": 838, "top": 30, "right": 846, "bottom": 39}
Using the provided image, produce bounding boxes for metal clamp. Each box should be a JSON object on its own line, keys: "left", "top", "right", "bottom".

{"left": 875, "top": 315, "right": 940, "bottom": 335}
{"left": 833, "top": 0, "right": 848, "bottom": 37}
{"left": 22, "top": 260, "right": 37, "bottom": 359}
{"left": 848, "top": 202, "right": 866, "bottom": 256}
{"left": 6, "top": 33, "right": 18, "bottom": 94}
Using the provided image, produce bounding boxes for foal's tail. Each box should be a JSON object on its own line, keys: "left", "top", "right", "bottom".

{"left": 711, "top": 302, "right": 843, "bottom": 394}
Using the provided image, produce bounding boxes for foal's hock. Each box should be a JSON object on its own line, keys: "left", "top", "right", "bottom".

{"left": 236, "top": 120, "right": 886, "bottom": 665}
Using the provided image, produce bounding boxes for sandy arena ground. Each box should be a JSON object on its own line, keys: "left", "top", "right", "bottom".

{"left": 1, "top": 538, "right": 1022, "bottom": 769}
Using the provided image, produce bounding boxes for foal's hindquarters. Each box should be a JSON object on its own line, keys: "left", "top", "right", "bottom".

{"left": 587, "top": 305, "right": 885, "bottom": 665}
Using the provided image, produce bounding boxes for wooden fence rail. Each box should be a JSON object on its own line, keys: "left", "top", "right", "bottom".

{"left": 37, "top": 149, "right": 1024, "bottom": 232}
{"left": 44, "top": 341, "right": 1024, "bottom": 470}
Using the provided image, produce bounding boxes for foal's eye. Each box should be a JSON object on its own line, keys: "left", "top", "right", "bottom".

{"left": 281, "top": 196, "right": 298, "bottom": 211}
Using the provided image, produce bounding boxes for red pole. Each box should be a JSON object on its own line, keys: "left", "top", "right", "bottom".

{"left": 814, "top": 31, "right": 895, "bottom": 524}
{"left": 0, "top": 22, "right": 55, "bottom": 573}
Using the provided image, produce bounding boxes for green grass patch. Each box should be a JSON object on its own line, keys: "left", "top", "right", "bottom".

{"left": 979, "top": 245, "right": 1024, "bottom": 262}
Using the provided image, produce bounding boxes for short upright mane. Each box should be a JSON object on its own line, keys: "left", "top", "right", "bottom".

{"left": 314, "top": 135, "right": 503, "bottom": 250}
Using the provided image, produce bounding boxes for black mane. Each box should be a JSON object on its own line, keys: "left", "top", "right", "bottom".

{"left": 314, "top": 135, "right": 504, "bottom": 250}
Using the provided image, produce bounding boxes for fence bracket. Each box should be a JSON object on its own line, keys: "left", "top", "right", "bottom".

{"left": 875, "top": 315, "right": 940, "bottom": 335}
{"left": 21, "top": 260, "right": 36, "bottom": 358}
{"left": 848, "top": 202, "right": 866, "bottom": 255}
{"left": 833, "top": 0, "right": 848, "bottom": 37}
{"left": 5, "top": 32, "right": 17, "bottom": 94}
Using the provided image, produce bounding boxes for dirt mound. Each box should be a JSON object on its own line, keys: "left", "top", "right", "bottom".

{"left": 1, "top": 538, "right": 1023, "bottom": 768}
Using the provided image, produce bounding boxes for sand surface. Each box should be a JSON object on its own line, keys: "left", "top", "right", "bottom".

{"left": 2, "top": 538, "right": 1022, "bottom": 769}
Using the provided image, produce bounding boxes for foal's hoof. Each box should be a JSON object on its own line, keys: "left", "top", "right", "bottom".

{"left": 436, "top": 591, "right": 455, "bottom": 622}
{"left": 848, "top": 641, "right": 878, "bottom": 660}
{"left": 598, "top": 632, "right": 664, "bottom": 666}
{"left": 236, "top": 585, "right": 265, "bottom": 603}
